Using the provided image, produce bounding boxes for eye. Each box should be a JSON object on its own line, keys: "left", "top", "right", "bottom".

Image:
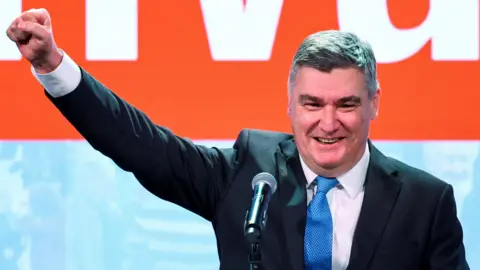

{"left": 305, "top": 103, "right": 320, "bottom": 107}
{"left": 303, "top": 103, "right": 322, "bottom": 110}
{"left": 337, "top": 103, "right": 357, "bottom": 111}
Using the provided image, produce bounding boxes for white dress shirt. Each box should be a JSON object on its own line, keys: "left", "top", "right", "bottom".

{"left": 31, "top": 52, "right": 371, "bottom": 270}
{"left": 301, "top": 144, "right": 370, "bottom": 270}
{"left": 31, "top": 52, "right": 81, "bottom": 97}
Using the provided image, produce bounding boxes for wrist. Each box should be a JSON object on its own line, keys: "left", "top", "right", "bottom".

{"left": 32, "top": 48, "right": 63, "bottom": 74}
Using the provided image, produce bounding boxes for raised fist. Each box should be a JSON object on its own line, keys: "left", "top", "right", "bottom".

{"left": 5, "top": 8, "right": 62, "bottom": 73}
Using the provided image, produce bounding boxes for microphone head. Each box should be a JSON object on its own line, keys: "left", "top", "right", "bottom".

{"left": 251, "top": 172, "right": 278, "bottom": 194}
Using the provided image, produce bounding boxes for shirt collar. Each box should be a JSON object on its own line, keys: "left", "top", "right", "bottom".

{"left": 299, "top": 143, "right": 370, "bottom": 199}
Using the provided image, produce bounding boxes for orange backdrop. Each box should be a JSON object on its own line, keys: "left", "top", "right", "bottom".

{"left": 1, "top": 0, "right": 478, "bottom": 140}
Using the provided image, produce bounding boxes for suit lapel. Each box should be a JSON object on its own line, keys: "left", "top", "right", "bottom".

{"left": 275, "top": 139, "right": 307, "bottom": 270}
{"left": 347, "top": 141, "right": 402, "bottom": 270}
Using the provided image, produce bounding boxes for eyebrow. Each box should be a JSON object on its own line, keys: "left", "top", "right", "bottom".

{"left": 336, "top": 95, "right": 361, "bottom": 104}
{"left": 298, "top": 94, "right": 320, "bottom": 103}
{"left": 298, "top": 94, "right": 361, "bottom": 104}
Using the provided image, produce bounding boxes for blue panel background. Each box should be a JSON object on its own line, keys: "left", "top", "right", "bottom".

{"left": 0, "top": 140, "right": 478, "bottom": 269}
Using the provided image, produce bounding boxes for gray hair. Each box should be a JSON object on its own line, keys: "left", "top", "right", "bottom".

{"left": 288, "top": 30, "right": 379, "bottom": 98}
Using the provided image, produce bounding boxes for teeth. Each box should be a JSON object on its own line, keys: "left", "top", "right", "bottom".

{"left": 316, "top": 138, "right": 340, "bottom": 144}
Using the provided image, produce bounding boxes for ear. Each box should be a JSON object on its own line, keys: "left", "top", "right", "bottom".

{"left": 287, "top": 95, "right": 293, "bottom": 117}
{"left": 370, "top": 89, "right": 380, "bottom": 120}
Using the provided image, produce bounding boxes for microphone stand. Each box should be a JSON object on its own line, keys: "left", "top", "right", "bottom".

{"left": 249, "top": 242, "right": 261, "bottom": 270}
{"left": 244, "top": 210, "right": 266, "bottom": 270}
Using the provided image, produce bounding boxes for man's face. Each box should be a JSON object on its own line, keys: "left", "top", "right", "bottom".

{"left": 288, "top": 66, "right": 379, "bottom": 177}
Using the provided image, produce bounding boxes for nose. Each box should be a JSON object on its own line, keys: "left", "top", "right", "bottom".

{"left": 318, "top": 105, "right": 338, "bottom": 133}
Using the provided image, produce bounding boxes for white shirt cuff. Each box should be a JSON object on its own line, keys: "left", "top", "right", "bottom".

{"left": 31, "top": 51, "right": 81, "bottom": 98}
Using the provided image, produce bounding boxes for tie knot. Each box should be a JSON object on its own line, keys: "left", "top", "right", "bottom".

{"left": 314, "top": 176, "right": 338, "bottom": 194}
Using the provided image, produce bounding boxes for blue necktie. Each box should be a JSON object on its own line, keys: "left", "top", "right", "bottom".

{"left": 304, "top": 176, "right": 338, "bottom": 270}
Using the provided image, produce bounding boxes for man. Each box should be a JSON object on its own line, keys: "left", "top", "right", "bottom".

{"left": 6, "top": 8, "right": 469, "bottom": 270}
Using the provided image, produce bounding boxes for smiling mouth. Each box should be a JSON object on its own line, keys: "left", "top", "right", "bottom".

{"left": 314, "top": 137, "right": 345, "bottom": 145}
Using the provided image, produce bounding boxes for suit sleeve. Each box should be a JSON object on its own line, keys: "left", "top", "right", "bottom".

{"left": 426, "top": 184, "right": 470, "bottom": 270}
{"left": 45, "top": 67, "right": 246, "bottom": 221}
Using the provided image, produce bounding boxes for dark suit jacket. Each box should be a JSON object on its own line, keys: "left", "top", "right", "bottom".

{"left": 46, "top": 68, "right": 469, "bottom": 270}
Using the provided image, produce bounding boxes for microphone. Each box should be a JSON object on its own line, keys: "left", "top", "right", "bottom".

{"left": 244, "top": 172, "right": 278, "bottom": 244}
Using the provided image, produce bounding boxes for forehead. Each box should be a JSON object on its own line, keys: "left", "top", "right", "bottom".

{"left": 292, "top": 66, "right": 367, "bottom": 99}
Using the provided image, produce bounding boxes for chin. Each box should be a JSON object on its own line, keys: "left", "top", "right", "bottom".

{"left": 313, "top": 157, "right": 344, "bottom": 170}
{"left": 312, "top": 141, "right": 347, "bottom": 157}
{"left": 309, "top": 145, "right": 348, "bottom": 170}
